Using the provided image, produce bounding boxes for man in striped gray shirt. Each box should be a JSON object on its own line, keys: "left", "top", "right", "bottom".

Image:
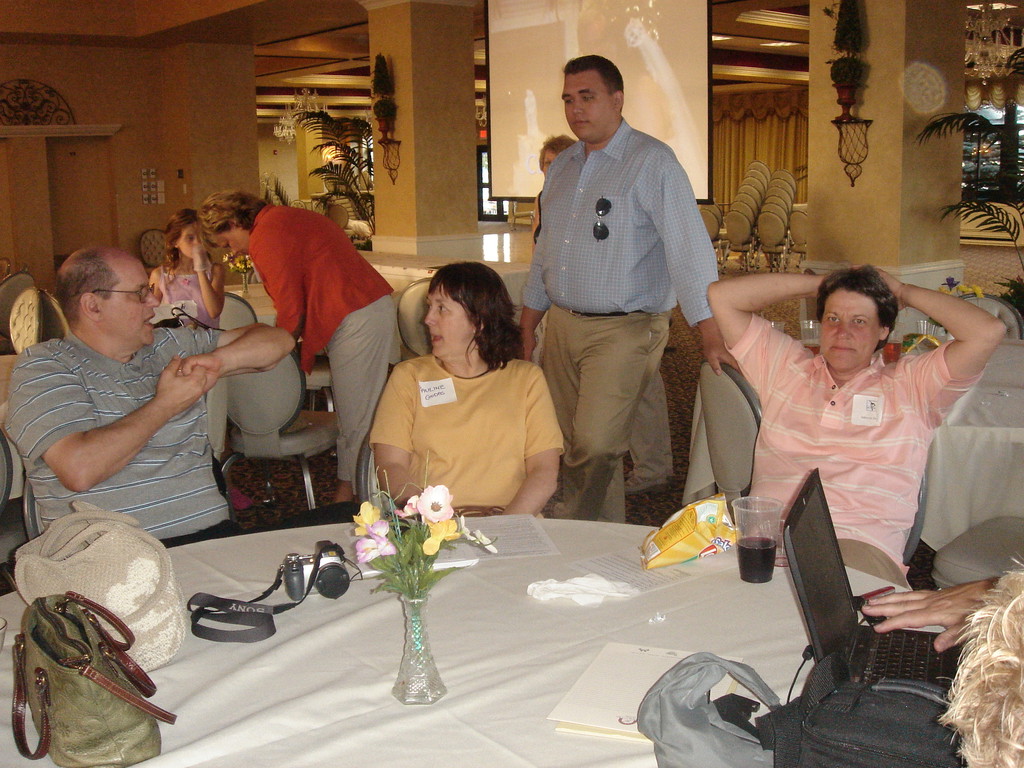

{"left": 5, "top": 246, "right": 293, "bottom": 539}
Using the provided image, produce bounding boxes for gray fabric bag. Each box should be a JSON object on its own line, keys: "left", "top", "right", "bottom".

{"left": 638, "top": 651, "right": 780, "bottom": 768}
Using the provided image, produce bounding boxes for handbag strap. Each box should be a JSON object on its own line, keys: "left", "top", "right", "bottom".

{"left": 11, "top": 635, "right": 50, "bottom": 760}
{"left": 59, "top": 593, "right": 157, "bottom": 698}
{"left": 80, "top": 665, "right": 177, "bottom": 724}
{"left": 64, "top": 591, "right": 135, "bottom": 648}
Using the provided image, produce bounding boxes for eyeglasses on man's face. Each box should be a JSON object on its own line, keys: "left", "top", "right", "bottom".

{"left": 92, "top": 286, "right": 155, "bottom": 303}
{"left": 593, "top": 197, "right": 611, "bottom": 241}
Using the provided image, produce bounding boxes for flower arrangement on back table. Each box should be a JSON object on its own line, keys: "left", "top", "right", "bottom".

{"left": 223, "top": 252, "right": 253, "bottom": 274}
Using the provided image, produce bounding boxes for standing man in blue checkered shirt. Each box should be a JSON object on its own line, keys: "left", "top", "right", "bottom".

{"left": 520, "top": 55, "right": 732, "bottom": 523}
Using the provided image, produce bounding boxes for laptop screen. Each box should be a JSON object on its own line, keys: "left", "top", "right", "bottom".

{"left": 783, "top": 469, "right": 861, "bottom": 661}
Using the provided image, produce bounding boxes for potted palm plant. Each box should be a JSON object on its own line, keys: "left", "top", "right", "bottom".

{"left": 825, "top": 0, "right": 866, "bottom": 122}
{"left": 297, "top": 110, "right": 375, "bottom": 234}
{"left": 916, "top": 48, "right": 1024, "bottom": 315}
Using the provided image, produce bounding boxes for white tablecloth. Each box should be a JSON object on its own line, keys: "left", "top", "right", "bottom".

{"left": 683, "top": 341, "right": 1024, "bottom": 552}
{"left": 921, "top": 340, "right": 1024, "bottom": 549}
{"left": 0, "top": 519, "right": 884, "bottom": 767}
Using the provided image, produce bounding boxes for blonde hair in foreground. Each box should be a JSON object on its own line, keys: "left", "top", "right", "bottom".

{"left": 942, "top": 569, "right": 1024, "bottom": 768}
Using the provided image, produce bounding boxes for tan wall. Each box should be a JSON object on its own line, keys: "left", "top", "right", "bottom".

{"left": 370, "top": 1, "right": 477, "bottom": 241}
{"left": 0, "top": 41, "right": 258, "bottom": 287}
{"left": 807, "top": 0, "right": 963, "bottom": 270}
{"left": 257, "top": 122, "right": 300, "bottom": 202}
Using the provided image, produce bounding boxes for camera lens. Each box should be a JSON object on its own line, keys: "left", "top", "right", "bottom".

{"left": 315, "top": 563, "right": 350, "bottom": 599}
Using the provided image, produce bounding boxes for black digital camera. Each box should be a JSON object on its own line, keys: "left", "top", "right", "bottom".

{"left": 282, "top": 540, "right": 350, "bottom": 601}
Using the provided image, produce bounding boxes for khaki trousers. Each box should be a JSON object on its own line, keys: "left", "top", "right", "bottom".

{"left": 543, "top": 305, "right": 670, "bottom": 523}
{"left": 325, "top": 295, "right": 397, "bottom": 481}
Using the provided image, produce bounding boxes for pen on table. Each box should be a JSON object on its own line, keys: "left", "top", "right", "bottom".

{"left": 853, "top": 586, "right": 895, "bottom": 610}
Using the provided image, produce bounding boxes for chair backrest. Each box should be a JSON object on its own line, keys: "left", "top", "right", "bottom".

{"left": 962, "top": 294, "right": 1024, "bottom": 339}
{"left": 699, "top": 203, "right": 723, "bottom": 227}
{"left": 226, "top": 351, "right": 305, "bottom": 438}
{"left": 138, "top": 228, "right": 165, "bottom": 268}
{"left": 700, "top": 207, "right": 720, "bottom": 241}
{"left": 747, "top": 160, "right": 771, "bottom": 182}
{"left": 38, "top": 291, "right": 68, "bottom": 342}
{"left": 757, "top": 210, "right": 788, "bottom": 248}
{"left": 736, "top": 182, "right": 764, "bottom": 206}
{"left": 220, "top": 292, "right": 258, "bottom": 330}
{"left": 724, "top": 210, "right": 753, "bottom": 246}
{"left": 730, "top": 198, "right": 757, "bottom": 223}
{"left": 759, "top": 200, "right": 790, "bottom": 223}
{"left": 9, "top": 287, "right": 40, "bottom": 353}
{"left": 789, "top": 209, "right": 808, "bottom": 248}
{"left": 397, "top": 277, "right": 432, "bottom": 356}
{"left": 769, "top": 168, "right": 797, "bottom": 193}
{"left": 699, "top": 362, "right": 762, "bottom": 502}
{"left": 742, "top": 173, "right": 767, "bottom": 195}
{"left": 354, "top": 437, "right": 383, "bottom": 506}
{"left": 0, "top": 270, "right": 34, "bottom": 340}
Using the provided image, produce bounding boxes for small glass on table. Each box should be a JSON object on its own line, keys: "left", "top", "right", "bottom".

{"left": 799, "top": 320, "right": 820, "bottom": 355}
{"left": 732, "top": 496, "right": 785, "bottom": 583}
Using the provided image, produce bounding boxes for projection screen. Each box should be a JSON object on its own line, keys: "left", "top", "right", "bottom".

{"left": 487, "top": 0, "right": 710, "bottom": 202}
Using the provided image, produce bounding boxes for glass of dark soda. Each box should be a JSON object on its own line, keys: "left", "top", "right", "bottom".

{"left": 731, "top": 496, "right": 785, "bottom": 584}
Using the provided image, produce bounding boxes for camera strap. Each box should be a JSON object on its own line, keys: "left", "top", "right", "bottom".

{"left": 187, "top": 551, "right": 326, "bottom": 644}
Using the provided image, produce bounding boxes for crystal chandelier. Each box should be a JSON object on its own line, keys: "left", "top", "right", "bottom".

{"left": 274, "top": 88, "right": 323, "bottom": 144}
{"left": 965, "top": 3, "right": 1017, "bottom": 83}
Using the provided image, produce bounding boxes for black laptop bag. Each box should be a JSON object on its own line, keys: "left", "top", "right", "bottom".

{"left": 757, "top": 653, "right": 964, "bottom": 768}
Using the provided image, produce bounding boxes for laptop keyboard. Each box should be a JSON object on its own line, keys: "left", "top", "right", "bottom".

{"left": 863, "top": 630, "right": 959, "bottom": 687}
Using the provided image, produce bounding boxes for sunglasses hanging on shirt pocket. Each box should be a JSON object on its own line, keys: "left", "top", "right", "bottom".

{"left": 593, "top": 197, "right": 612, "bottom": 240}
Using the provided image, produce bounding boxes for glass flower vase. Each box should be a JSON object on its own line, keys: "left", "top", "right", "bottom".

{"left": 241, "top": 269, "right": 251, "bottom": 296}
{"left": 392, "top": 594, "right": 446, "bottom": 705}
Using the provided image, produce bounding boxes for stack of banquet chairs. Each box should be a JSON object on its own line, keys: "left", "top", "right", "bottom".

{"left": 722, "top": 161, "right": 770, "bottom": 272}
{"left": 699, "top": 203, "right": 726, "bottom": 268}
{"left": 757, "top": 169, "right": 797, "bottom": 272}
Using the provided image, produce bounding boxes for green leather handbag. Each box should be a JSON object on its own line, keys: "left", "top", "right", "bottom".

{"left": 12, "top": 592, "right": 177, "bottom": 767}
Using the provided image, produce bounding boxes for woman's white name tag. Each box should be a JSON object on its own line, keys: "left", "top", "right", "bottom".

{"left": 851, "top": 394, "right": 883, "bottom": 426}
{"left": 419, "top": 378, "right": 457, "bottom": 407}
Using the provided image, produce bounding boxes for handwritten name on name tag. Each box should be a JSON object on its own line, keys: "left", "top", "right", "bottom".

{"left": 419, "top": 378, "right": 457, "bottom": 407}
{"left": 851, "top": 394, "right": 883, "bottom": 426}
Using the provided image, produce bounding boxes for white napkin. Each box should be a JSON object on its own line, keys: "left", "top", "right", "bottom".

{"left": 526, "top": 574, "right": 639, "bottom": 606}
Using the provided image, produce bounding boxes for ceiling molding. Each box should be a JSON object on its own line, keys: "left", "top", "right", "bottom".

{"left": 712, "top": 64, "right": 809, "bottom": 84}
{"left": 0, "top": 124, "right": 122, "bottom": 137}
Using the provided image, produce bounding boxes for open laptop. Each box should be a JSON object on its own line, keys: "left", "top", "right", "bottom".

{"left": 783, "top": 469, "right": 960, "bottom": 688}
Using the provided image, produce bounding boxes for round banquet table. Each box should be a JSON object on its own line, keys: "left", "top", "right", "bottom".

{"left": 0, "top": 519, "right": 887, "bottom": 767}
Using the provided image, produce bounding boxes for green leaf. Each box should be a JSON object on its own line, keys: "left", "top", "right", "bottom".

{"left": 917, "top": 113, "right": 999, "bottom": 144}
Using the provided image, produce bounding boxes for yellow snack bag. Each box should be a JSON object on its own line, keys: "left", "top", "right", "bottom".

{"left": 641, "top": 494, "right": 736, "bottom": 569}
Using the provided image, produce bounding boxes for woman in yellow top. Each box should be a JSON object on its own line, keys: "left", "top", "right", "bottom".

{"left": 371, "top": 262, "right": 563, "bottom": 516}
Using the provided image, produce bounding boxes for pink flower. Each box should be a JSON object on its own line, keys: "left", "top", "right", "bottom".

{"left": 354, "top": 532, "right": 397, "bottom": 563}
{"left": 416, "top": 485, "right": 455, "bottom": 524}
{"left": 399, "top": 497, "right": 420, "bottom": 518}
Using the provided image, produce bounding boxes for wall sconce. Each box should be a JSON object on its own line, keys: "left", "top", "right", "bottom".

{"left": 832, "top": 118, "right": 872, "bottom": 187}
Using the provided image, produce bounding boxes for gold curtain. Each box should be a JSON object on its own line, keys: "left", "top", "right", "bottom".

{"left": 712, "top": 88, "right": 809, "bottom": 206}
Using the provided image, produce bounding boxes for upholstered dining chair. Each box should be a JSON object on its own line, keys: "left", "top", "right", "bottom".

{"left": 8, "top": 287, "right": 40, "bottom": 354}
{"left": 396, "top": 277, "right": 432, "bottom": 356}
{"left": 221, "top": 351, "right": 338, "bottom": 510}
{"left": 960, "top": 294, "right": 1024, "bottom": 339}
{"left": 932, "top": 517, "right": 1024, "bottom": 588}
{"left": 38, "top": 290, "right": 68, "bottom": 342}
{"left": 698, "top": 362, "right": 761, "bottom": 503}
{"left": 0, "top": 269, "right": 35, "bottom": 354}
{"left": 207, "top": 292, "right": 259, "bottom": 458}
{"left": 138, "top": 228, "right": 165, "bottom": 269}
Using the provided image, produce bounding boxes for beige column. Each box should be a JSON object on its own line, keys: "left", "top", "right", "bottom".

{"left": 806, "top": 0, "right": 965, "bottom": 290}
{"left": 360, "top": 0, "right": 478, "bottom": 257}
